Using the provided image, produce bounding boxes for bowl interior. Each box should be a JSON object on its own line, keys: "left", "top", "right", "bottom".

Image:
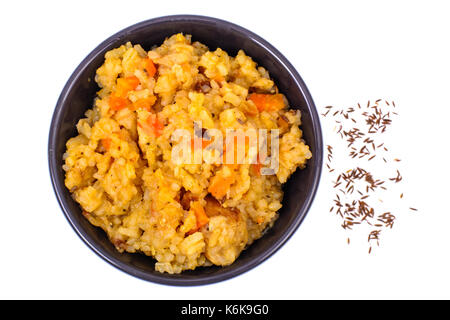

{"left": 49, "top": 15, "right": 322, "bottom": 285}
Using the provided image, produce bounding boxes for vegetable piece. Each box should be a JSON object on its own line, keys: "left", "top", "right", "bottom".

{"left": 125, "top": 76, "right": 140, "bottom": 89}
{"left": 251, "top": 162, "right": 262, "bottom": 176}
{"left": 116, "top": 76, "right": 140, "bottom": 97}
{"left": 208, "top": 166, "right": 236, "bottom": 199}
{"left": 109, "top": 94, "right": 129, "bottom": 111}
{"left": 248, "top": 93, "right": 285, "bottom": 112}
{"left": 251, "top": 153, "right": 265, "bottom": 176}
{"left": 138, "top": 113, "right": 164, "bottom": 137}
{"left": 190, "top": 137, "right": 213, "bottom": 150}
{"left": 145, "top": 58, "right": 157, "bottom": 78}
{"left": 101, "top": 138, "right": 112, "bottom": 150}
{"left": 192, "top": 201, "right": 209, "bottom": 229}
{"left": 132, "top": 96, "right": 157, "bottom": 111}
{"left": 109, "top": 76, "right": 140, "bottom": 111}
{"left": 152, "top": 116, "right": 164, "bottom": 137}
{"left": 213, "top": 74, "right": 224, "bottom": 82}
{"left": 187, "top": 201, "right": 209, "bottom": 235}
{"left": 202, "top": 138, "right": 212, "bottom": 149}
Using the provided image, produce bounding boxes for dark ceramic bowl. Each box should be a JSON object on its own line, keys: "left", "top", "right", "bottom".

{"left": 48, "top": 15, "right": 323, "bottom": 286}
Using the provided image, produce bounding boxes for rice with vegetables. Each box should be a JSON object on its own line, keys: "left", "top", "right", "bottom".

{"left": 63, "top": 34, "right": 311, "bottom": 273}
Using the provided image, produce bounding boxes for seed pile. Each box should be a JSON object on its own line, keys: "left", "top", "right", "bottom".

{"left": 322, "top": 100, "right": 417, "bottom": 253}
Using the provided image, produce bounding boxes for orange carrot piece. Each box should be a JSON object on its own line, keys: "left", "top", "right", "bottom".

{"left": 202, "top": 139, "right": 213, "bottom": 149}
{"left": 138, "top": 114, "right": 164, "bottom": 137}
{"left": 132, "top": 96, "right": 156, "bottom": 111}
{"left": 248, "top": 93, "right": 265, "bottom": 112}
{"left": 145, "top": 58, "right": 157, "bottom": 78}
{"left": 213, "top": 74, "right": 224, "bottom": 82}
{"left": 116, "top": 76, "right": 140, "bottom": 97}
{"left": 109, "top": 94, "right": 129, "bottom": 111}
{"left": 191, "top": 138, "right": 199, "bottom": 150}
{"left": 191, "top": 137, "right": 213, "bottom": 150}
{"left": 186, "top": 201, "right": 209, "bottom": 235}
{"left": 124, "top": 76, "right": 140, "bottom": 89}
{"left": 248, "top": 93, "right": 285, "bottom": 112}
{"left": 101, "top": 138, "right": 112, "bottom": 150}
{"left": 208, "top": 168, "right": 236, "bottom": 199}
{"left": 251, "top": 162, "right": 262, "bottom": 176}
{"left": 192, "top": 201, "right": 209, "bottom": 229}
{"left": 151, "top": 117, "right": 164, "bottom": 137}
{"left": 251, "top": 153, "right": 265, "bottom": 176}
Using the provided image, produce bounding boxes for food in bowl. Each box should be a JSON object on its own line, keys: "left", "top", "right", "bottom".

{"left": 62, "top": 33, "right": 312, "bottom": 273}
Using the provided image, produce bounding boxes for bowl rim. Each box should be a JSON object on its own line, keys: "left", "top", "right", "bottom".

{"left": 48, "top": 14, "right": 323, "bottom": 286}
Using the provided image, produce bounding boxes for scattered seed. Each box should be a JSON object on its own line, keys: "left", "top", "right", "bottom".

{"left": 321, "top": 100, "right": 414, "bottom": 254}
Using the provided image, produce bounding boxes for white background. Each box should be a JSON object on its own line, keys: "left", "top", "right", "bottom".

{"left": 1, "top": 0, "right": 449, "bottom": 299}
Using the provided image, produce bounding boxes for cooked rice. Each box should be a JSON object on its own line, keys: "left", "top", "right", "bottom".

{"left": 63, "top": 34, "right": 311, "bottom": 273}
